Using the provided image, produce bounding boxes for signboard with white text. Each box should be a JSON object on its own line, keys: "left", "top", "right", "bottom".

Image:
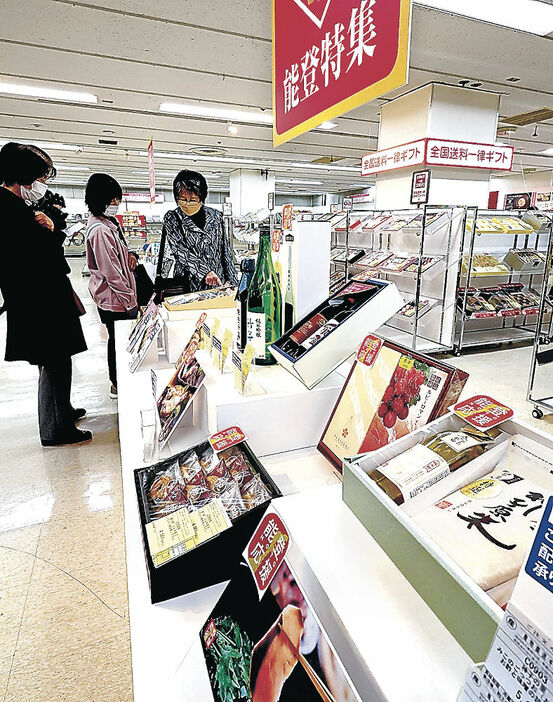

{"left": 272, "top": 0, "right": 412, "bottom": 146}
{"left": 410, "top": 170, "right": 431, "bottom": 205}
{"left": 361, "top": 138, "right": 514, "bottom": 176}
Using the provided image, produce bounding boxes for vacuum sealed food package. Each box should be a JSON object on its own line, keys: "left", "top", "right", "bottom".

{"left": 144, "top": 460, "right": 189, "bottom": 520}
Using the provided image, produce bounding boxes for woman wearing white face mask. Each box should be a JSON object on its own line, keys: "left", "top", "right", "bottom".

{"left": 0, "top": 142, "right": 90, "bottom": 446}
{"left": 85, "top": 173, "right": 138, "bottom": 398}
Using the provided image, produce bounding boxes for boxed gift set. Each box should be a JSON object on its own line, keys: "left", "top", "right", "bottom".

{"left": 318, "top": 334, "right": 468, "bottom": 470}
{"left": 134, "top": 427, "right": 281, "bottom": 602}
{"left": 163, "top": 286, "right": 236, "bottom": 313}
{"left": 269, "top": 280, "right": 403, "bottom": 389}
{"left": 342, "top": 404, "right": 553, "bottom": 662}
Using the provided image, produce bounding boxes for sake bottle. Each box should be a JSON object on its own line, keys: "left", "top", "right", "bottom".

{"left": 246, "top": 227, "right": 282, "bottom": 365}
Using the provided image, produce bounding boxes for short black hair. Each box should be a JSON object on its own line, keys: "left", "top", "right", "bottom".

{"left": 173, "top": 170, "right": 208, "bottom": 203}
{"left": 85, "top": 173, "right": 123, "bottom": 216}
{"left": 0, "top": 142, "right": 56, "bottom": 186}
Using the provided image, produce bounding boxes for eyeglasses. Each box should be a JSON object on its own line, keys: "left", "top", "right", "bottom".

{"left": 178, "top": 197, "right": 201, "bottom": 205}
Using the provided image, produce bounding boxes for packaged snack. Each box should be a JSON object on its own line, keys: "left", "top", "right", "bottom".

{"left": 146, "top": 461, "right": 189, "bottom": 520}
{"left": 219, "top": 483, "right": 247, "bottom": 520}
{"left": 184, "top": 468, "right": 215, "bottom": 508}
{"left": 179, "top": 451, "right": 204, "bottom": 483}
{"left": 240, "top": 475, "right": 272, "bottom": 510}
{"left": 221, "top": 448, "right": 256, "bottom": 487}
{"left": 196, "top": 441, "right": 219, "bottom": 474}
{"left": 205, "top": 460, "right": 235, "bottom": 496}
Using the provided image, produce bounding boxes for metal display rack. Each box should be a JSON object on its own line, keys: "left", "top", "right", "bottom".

{"left": 526, "top": 212, "right": 553, "bottom": 419}
{"left": 455, "top": 209, "right": 553, "bottom": 355}
{"left": 327, "top": 205, "right": 468, "bottom": 354}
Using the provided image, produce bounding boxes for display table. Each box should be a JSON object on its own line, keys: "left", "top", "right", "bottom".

{"left": 115, "top": 320, "right": 473, "bottom": 702}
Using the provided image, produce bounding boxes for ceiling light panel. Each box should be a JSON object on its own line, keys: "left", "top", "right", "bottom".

{"left": 159, "top": 102, "right": 273, "bottom": 124}
{"left": 0, "top": 81, "right": 98, "bottom": 104}
{"left": 415, "top": 0, "right": 553, "bottom": 36}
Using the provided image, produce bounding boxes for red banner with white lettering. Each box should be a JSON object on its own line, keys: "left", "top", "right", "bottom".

{"left": 272, "top": 0, "right": 411, "bottom": 146}
{"left": 147, "top": 138, "right": 156, "bottom": 205}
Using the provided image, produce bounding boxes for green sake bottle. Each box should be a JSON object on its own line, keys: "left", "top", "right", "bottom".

{"left": 246, "top": 226, "right": 282, "bottom": 365}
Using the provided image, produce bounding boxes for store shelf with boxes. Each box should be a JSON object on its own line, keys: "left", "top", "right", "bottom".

{"left": 455, "top": 209, "right": 553, "bottom": 355}
{"left": 340, "top": 206, "right": 468, "bottom": 354}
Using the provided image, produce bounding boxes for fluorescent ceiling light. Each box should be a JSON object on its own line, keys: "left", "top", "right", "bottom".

{"left": 159, "top": 102, "right": 273, "bottom": 124}
{"left": 317, "top": 121, "right": 339, "bottom": 130}
{"left": 0, "top": 81, "right": 97, "bottom": 104}
{"left": 276, "top": 178, "right": 324, "bottom": 185}
{"left": 540, "top": 148, "right": 553, "bottom": 156}
{"left": 132, "top": 169, "right": 220, "bottom": 178}
{"left": 415, "top": 0, "right": 553, "bottom": 36}
{"left": 138, "top": 150, "right": 360, "bottom": 173}
{"left": 57, "top": 165, "right": 90, "bottom": 171}
{"left": 0, "top": 139, "right": 81, "bottom": 152}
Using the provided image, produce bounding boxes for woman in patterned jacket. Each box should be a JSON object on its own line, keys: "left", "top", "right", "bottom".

{"left": 162, "top": 170, "right": 238, "bottom": 292}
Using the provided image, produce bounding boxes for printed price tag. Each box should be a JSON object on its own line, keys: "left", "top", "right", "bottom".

{"left": 243, "top": 509, "right": 291, "bottom": 598}
{"left": 201, "top": 322, "right": 211, "bottom": 352}
{"left": 210, "top": 318, "right": 221, "bottom": 355}
{"left": 221, "top": 328, "right": 233, "bottom": 371}
{"left": 209, "top": 426, "right": 247, "bottom": 452}
{"left": 454, "top": 395, "right": 514, "bottom": 430}
{"left": 357, "top": 334, "right": 383, "bottom": 367}
{"left": 241, "top": 343, "right": 256, "bottom": 392}
{"left": 212, "top": 335, "right": 223, "bottom": 369}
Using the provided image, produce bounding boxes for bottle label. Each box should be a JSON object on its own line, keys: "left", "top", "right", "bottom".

{"left": 246, "top": 312, "right": 266, "bottom": 360}
{"left": 301, "top": 319, "right": 340, "bottom": 350}
{"left": 440, "top": 431, "right": 482, "bottom": 453}
{"left": 289, "top": 312, "right": 327, "bottom": 345}
{"left": 378, "top": 444, "right": 450, "bottom": 502}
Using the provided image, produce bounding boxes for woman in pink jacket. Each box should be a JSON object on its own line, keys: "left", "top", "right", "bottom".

{"left": 85, "top": 174, "right": 138, "bottom": 398}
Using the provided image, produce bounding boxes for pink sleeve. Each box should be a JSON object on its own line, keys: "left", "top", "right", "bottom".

{"left": 88, "top": 226, "right": 136, "bottom": 310}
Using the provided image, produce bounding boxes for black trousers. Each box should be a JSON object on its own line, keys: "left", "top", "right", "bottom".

{"left": 38, "top": 356, "right": 74, "bottom": 441}
{"left": 98, "top": 308, "right": 129, "bottom": 388}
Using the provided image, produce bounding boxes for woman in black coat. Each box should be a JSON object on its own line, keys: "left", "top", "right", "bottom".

{"left": 0, "top": 142, "right": 90, "bottom": 446}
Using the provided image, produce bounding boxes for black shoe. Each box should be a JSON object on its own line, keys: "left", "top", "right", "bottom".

{"left": 41, "top": 429, "right": 93, "bottom": 447}
{"left": 71, "top": 407, "right": 87, "bottom": 421}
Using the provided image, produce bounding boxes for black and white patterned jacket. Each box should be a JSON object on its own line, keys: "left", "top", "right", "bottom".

{"left": 162, "top": 206, "right": 238, "bottom": 291}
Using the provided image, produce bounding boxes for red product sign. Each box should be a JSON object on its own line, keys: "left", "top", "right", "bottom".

{"left": 147, "top": 138, "right": 156, "bottom": 205}
{"left": 357, "top": 334, "right": 383, "bottom": 366}
{"left": 209, "top": 426, "right": 247, "bottom": 452}
{"left": 203, "top": 619, "right": 217, "bottom": 649}
{"left": 282, "top": 204, "right": 293, "bottom": 231}
{"left": 244, "top": 511, "right": 290, "bottom": 598}
{"left": 272, "top": 231, "right": 281, "bottom": 253}
{"left": 273, "top": 0, "right": 411, "bottom": 146}
{"left": 453, "top": 395, "right": 514, "bottom": 430}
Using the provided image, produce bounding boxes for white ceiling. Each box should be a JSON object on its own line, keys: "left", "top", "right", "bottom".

{"left": 0, "top": 0, "right": 552, "bottom": 198}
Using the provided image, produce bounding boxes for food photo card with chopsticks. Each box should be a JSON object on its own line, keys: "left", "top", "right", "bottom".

{"left": 199, "top": 512, "right": 362, "bottom": 702}
{"left": 155, "top": 329, "right": 206, "bottom": 449}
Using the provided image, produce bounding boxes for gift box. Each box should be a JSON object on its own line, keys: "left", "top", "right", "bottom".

{"left": 163, "top": 286, "right": 237, "bottom": 314}
{"left": 318, "top": 335, "right": 468, "bottom": 470}
{"left": 342, "top": 412, "right": 553, "bottom": 662}
{"left": 503, "top": 248, "right": 546, "bottom": 272}
{"left": 269, "top": 280, "right": 403, "bottom": 390}
{"left": 134, "top": 429, "right": 281, "bottom": 603}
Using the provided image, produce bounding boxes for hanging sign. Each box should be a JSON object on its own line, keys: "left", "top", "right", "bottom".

{"left": 223, "top": 201, "right": 233, "bottom": 217}
{"left": 410, "top": 170, "right": 431, "bottom": 205}
{"left": 282, "top": 203, "right": 293, "bottom": 230}
{"left": 273, "top": 0, "right": 412, "bottom": 147}
{"left": 268, "top": 192, "right": 275, "bottom": 211}
{"left": 362, "top": 138, "right": 514, "bottom": 176}
{"left": 147, "top": 138, "right": 156, "bottom": 205}
{"left": 342, "top": 196, "right": 353, "bottom": 211}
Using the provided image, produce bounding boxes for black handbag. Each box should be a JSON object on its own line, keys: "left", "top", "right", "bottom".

{"left": 154, "top": 222, "right": 190, "bottom": 303}
{"left": 133, "top": 263, "right": 155, "bottom": 307}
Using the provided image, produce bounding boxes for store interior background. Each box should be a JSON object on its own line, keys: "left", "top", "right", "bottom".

{"left": 1, "top": 1, "right": 553, "bottom": 702}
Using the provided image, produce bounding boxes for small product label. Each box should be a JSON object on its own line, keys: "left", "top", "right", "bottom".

{"left": 289, "top": 312, "right": 326, "bottom": 345}
{"left": 247, "top": 312, "right": 266, "bottom": 360}
{"left": 301, "top": 319, "right": 339, "bottom": 349}
{"left": 378, "top": 444, "right": 450, "bottom": 501}
{"left": 440, "top": 431, "right": 482, "bottom": 453}
{"left": 209, "top": 426, "right": 247, "bottom": 452}
{"left": 357, "top": 334, "right": 383, "bottom": 366}
{"left": 145, "top": 500, "right": 232, "bottom": 567}
{"left": 460, "top": 477, "right": 503, "bottom": 500}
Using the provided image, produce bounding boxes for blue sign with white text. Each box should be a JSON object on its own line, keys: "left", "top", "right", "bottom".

{"left": 525, "top": 496, "right": 553, "bottom": 595}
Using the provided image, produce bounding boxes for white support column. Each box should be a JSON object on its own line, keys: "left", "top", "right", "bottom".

{"left": 229, "top": 169, "right": 275, "bottom": 217}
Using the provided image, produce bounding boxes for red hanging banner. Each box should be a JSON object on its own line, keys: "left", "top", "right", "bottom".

{"left": 272, "top": 0, "right": 412, "bottom": 146}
